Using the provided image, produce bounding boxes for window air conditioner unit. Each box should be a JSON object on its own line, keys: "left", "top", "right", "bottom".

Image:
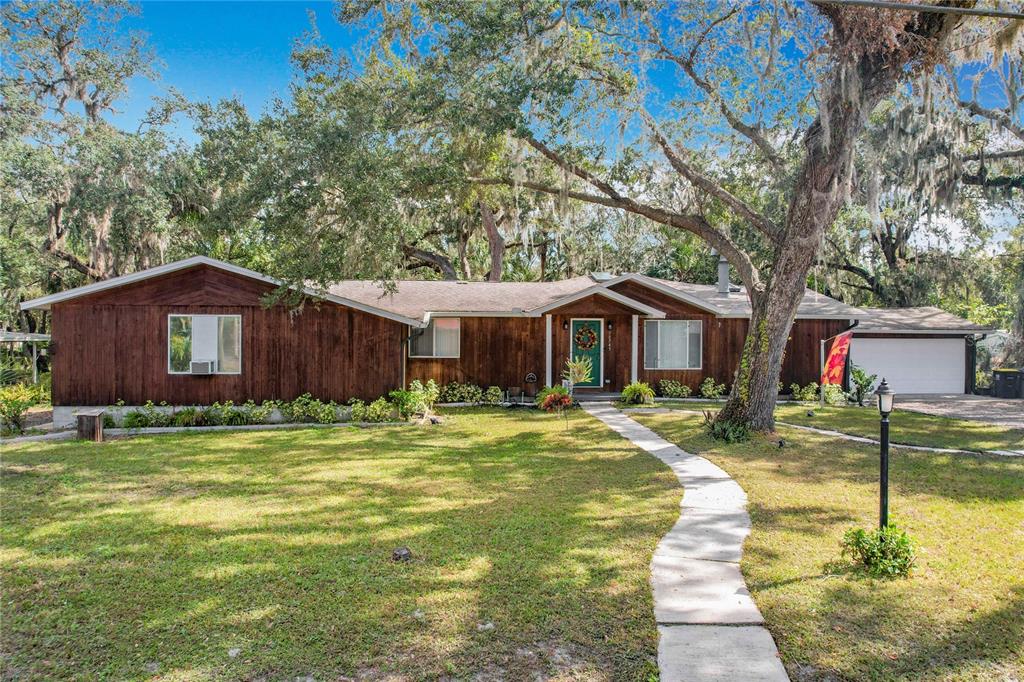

{"left": 190, "top": 360, "right": 216, "bottom": 375}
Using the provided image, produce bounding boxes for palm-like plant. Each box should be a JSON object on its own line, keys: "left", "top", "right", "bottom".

{"left": 563, "top": 356, "right": 593, "bottom": 397}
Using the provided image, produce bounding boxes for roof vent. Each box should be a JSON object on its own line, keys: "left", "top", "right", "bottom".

{"left": 590, "top": 272, "right": 615, "bottom": 282}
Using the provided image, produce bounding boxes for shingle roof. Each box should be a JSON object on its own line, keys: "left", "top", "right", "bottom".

{"left": 644, "top": 277, "right": 865, "bottom": 319}
{"left": 327, "top": 276, "right": 597, "bottom": 318}
{"left": 19, "top": 255, "right": 865, "bottom": 324}
{"left": 856, "top": 306, "right": 994, "bottom": 334}
{"left": 328, "top": 273, "right": 864, "bottom": 320}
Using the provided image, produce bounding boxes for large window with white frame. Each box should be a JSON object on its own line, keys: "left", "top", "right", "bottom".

{"left": 409, "top": 318, "right": 460, "bottom": 358}
{"left": 644, "top": 320, "right": 702, "bottom": 370}
{"left": 168, "top": 314, "right": 242, "bottom": 374}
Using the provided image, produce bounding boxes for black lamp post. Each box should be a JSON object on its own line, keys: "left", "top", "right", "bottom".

{"left": 875, "top": 378, "right": 895, "bottom": 529}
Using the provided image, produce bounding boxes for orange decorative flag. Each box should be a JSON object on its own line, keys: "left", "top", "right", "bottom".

{"left": 821, "top": 331, "right": 853, "bottom": 386}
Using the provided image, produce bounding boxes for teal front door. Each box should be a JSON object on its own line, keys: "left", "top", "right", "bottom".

{"left": 570, "top": 319, "right": 602, "bottom": 388}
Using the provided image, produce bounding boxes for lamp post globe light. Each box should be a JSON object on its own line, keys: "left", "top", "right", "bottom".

{"left": 875, "top": 379, "right": 896, "bottom": 529}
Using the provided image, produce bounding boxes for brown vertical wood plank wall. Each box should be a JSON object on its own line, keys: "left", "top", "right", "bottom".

{"left": 49, "top": 264, "right": 848, "bottom": 405}
{"left": 50, "top": 266, "right": 404, "bottom": 406}
{"left": 607, "top": 281, "right": 848, "bottom": 392}
{"left": 406, "top": 317, "right": 547, "bottom": 391}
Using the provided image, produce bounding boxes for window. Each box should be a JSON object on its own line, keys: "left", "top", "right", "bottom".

{"left": 168, "top": 314, "right": 241, "bottom": 374}
{"left": 410, "top": 318, "right": 460, "bottom": 358}
{"left": 644, "top": 320, "right": 702, "bottom": 370}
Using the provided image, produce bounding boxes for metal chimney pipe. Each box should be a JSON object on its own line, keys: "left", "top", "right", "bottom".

{"left": 717, "top": 255, "right": 730, "bottom": 295}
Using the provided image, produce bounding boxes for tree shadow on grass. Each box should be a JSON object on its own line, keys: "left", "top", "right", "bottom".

{"left": 788, "top": 582, "right": 1024, "bottom": 681}
{"left": 1, "top": 409, "right": 679, "bottom": 680}
{"left": 637, "top": 412, "right": 1024, "bottom": 504}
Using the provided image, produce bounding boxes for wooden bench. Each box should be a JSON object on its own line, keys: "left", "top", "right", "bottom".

{"left": 75, "top": 409, "right": 105, "bottom": 442}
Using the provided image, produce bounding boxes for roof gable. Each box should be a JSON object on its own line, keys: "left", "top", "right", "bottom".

{"left": 20, "top": 256, "right": 424, "bottom": 327}
{"left": 22, "top": 257, "right": 862, "bottom": 323}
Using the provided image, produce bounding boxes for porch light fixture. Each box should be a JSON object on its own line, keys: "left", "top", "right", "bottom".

{"left": 562, "top": 321, "right": 569, "bottom": 330}
{"left": 875, "top": 378, "right": 895, "bottom": 528}
{"left": 606, "top": 321, "right": 613, "bottom": 331}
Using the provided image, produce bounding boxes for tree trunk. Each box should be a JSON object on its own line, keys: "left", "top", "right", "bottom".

{"left": 717, "top": 58, "right": 881, "bottom": 431}
{"left": 480, "top": 201, "right": 504, "bottom": 282}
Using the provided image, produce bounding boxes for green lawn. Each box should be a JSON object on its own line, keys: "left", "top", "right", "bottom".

{"left": 1, "top": 409, "right": 680, "bottom": 681}
{"left": 648, "top": 401, "right": 1024, "bottom": 452}
{"left": 634, "top": 411, "right": 1024, "bottom": 681}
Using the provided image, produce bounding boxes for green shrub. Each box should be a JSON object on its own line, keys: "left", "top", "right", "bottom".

{"left": 365, "top": 397, "right": 395, "bottom": 423}
{"left": 822, "top": 384, "right": 847, "bottom": 406}
{"left": 621, "top": 381, "right": 655, "bottom": 405}
{"left": 0, "top": 384, "right": 38, "bottom": 433}
{"left": 482, "top": 386, "right": 503, "bottom": 404}
{"left": 103, "top": 414, "right": 116, "bottom": 429}
{"left": 242, "top": 400, "right": 275, "bottom": 424}
{"left": 388, "top": 390, "right": 417, "bottom": 419}
{"left": 658, "top": 379, "right": 691, "bottom": 398}
{"left": 438, "top": 381, "right": 483, "bottom": 403}
{"left": 409, "top": 379, "right": 439, "bottom": 411}
{"left": 121, "top": 411, "right": 149, "bottom": 429}
{"left": 701, "top": 410, "right": 751, "bottom": 443}
{"left": 174, "top": 407, "right": 208, "bottom": 427}
{"left": 841, "top": 525, "right": 916, "bottom": 578}
{"left": 392, "top": 379, "right": 443, "bottom": 418}
{"left": 121, "top": 401, "right": 174, "bottom": 429}
{"left": 535, "top": 384, "right": 571, "bottom": 408}
{"left": 849, "top": 364, "right": 878, "bottom": 406}
{"left": 0, "top": 366, "right": 19, "bottom": 386}
{"left": 348, "top": 398, "right": 368, "bottom": 422}
{"left": 975, "top": 369, "right": 992, "bottom": 390}
{"left": 281, "top": 393, "right": 338, "bottom": 424}
{"left": 789, "top": 382, "right": 819, "bottom": 401}
{"left": 699, "top": 377, "right": 727, "bottom": 399}
{"left": 202, "top": 401, "right": 249, "bottom": 426}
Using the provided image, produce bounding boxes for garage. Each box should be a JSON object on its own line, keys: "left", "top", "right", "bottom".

{"left": 851, "top": 307, "right": 993, "bottom": 395}
{"left": 851, "top": 337, "right": 966, "bottom": 394}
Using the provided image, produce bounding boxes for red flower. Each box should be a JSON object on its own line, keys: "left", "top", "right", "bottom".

{"left": 542, "top": 393, "right": 572, "bottom": 412}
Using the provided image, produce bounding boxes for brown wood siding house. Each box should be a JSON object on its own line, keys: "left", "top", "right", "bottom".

{"left": 22, "top": 257, "right": 864, "bottom": 408}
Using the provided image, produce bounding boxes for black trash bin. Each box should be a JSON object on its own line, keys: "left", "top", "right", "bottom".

{"left": 992, "top": 369, "right": 1023, "bottom": 399}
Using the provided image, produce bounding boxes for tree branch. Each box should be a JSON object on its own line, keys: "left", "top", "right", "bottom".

{"left": 961, "top": 148, "right": 1024, "bottom": 162}
{"left": 473, "top": 175, "right": 762, "bottom": 290}
{"left": 641, "top": 110, "right": 781, "bottom": 244}
{"left": 961, "top": 170, "right": 1024, "bottom": 191}
{"left": 960, "top": 99, "right": 1024, "bottom": 144}
{"left": 644, "top": 14, "right": 785, "bottom": 170}
{"left": 401, "top": 245, "right": 458, "bottom": 280}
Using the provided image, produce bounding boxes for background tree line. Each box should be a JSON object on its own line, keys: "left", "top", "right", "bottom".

{"left": 2, "top": 0, "right": 1022, "bottom": 426}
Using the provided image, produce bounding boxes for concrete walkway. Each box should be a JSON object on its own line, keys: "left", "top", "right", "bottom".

{"left": 583, "top": 403, "right": 789, "bottom": 682}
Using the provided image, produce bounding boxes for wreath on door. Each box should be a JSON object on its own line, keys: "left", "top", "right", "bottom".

{"left": 574, "top": 326, "right": 598, "bottom": 351}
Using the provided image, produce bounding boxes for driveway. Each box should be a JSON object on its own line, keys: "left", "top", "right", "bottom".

{"left": 898, "top": 394, "right": 1024, "bottom": 430}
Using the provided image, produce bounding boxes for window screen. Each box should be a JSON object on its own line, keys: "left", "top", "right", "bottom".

{"left": 643, "top": 320, "right": 702, "bottom": 369}
{"left": 168, "top": 314, "right": 242, "bottom": 374}
{"left": 410, "top": 318, "right": 460, "bottom": 358}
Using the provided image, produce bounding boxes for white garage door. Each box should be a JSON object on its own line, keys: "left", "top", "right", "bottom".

{"left": 851, "top": 337, "right": 965, "bottom": 394}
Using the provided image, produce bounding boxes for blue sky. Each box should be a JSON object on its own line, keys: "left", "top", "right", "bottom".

{"left": 116, "top": 2, "right": 1014, "bottom": 139}
{"left": 113, "top": 1, "right": 351, "bottom": 136}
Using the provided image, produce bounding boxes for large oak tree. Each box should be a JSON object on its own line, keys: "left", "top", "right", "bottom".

{"left": 330, "top": 0, "right": 1018, "bottom": 430}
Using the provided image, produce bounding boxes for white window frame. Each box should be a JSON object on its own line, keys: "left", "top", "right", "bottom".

{"left": 167, "top": 314, "right": 243, "bottom": 375}
{"left": 643, "top": 319, "right": 702, "bottom": 370}
{"left": 409, "top": 318, "right": 461, "bottom": 359}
